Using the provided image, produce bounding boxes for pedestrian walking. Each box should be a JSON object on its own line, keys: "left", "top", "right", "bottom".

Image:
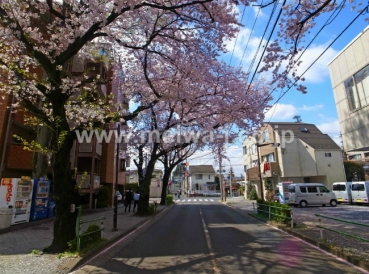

{"left": 125, "top": 189, "right": 133, "bottom": 212}
{"left": 133, "top": 192, "right": 140, "bottom": 213}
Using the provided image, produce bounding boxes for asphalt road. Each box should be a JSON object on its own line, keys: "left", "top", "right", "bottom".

{"left": 73, "top": 200, "right": 365, "bottom": 274}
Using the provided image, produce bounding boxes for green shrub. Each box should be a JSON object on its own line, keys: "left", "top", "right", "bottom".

{"left": 344, "top": 160, "right": 365, "bottom": 181}
{"left": 68, "top": 224, "right": 102, "bottom": 252}
{"left": 96, "top": 185, "right": 110, "bottom": 208}
{"left": 167, "top": 194, "right": 173, "bottom": 205}
{"left": 249, "top": 189, "right": 258, "bottom": 200}
{"left": 256, "top": 199, "right": 291, "bottom": 224}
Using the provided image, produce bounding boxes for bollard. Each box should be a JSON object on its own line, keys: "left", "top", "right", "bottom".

{"left": 100, "top": 217, "right": 104, "bottom": 230}
{"left": 268, "top": 205, "right": 271, "bottom": 220}
{"left": 291, "top": 211, "right": 293, "bottom": 228}
{"left": 318, "top": 218, "right": 323, "bottom": 240}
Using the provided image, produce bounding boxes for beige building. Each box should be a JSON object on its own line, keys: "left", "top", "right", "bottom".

{"left": 243, "top": 123, "right": 346, "bottom": 200}
{"left": 126, "top": 169, "right": 164, "bottom": 198}
{"left": 328, "top": 26, "right": 369, "bottom": 160}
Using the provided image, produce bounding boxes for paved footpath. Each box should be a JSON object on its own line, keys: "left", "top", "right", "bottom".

{"left": 0, "top": 201, "right": 166, "bottom": 274}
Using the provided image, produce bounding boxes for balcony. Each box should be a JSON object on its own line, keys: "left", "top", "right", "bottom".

{"left": 246, "top": 162, "right": 280, "bottom": 181}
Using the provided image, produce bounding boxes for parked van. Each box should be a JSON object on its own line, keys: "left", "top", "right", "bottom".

{"left": 332, "top": 182, "right": 352, "bottom": 204}
{"left": 351, "top": 181, "right": 369, "bottom": 204}
{"left": 288, "top": 183, "right": 337, "bottom": 208}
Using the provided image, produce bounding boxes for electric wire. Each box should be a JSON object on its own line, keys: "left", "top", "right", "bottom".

{"left": 229, "top": 4, "right": 249, "bottom": 67}
{"left": 238, "top": 4, "right": 262, "bottom": 68}
{"left": 268, "top": 4, "right": 369, "bottom": 116}
{"left": 245, "top": 1, "right": 278, "bottom": 79}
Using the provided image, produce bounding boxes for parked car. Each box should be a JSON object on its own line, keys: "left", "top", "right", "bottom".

{"left": 116, "top": 191, "right": 123, "bottom": 202}
{"left": 332, "top": 182, "right": 352, "bottom": 204}
{"left": 351, "top": 181, "right": 369, "bottom": 204}
{"left": 288, "top": 183, "right": 337, "bottom": 208}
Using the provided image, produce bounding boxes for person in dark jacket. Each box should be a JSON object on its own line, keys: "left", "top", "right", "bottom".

{"left": 125, "top": 189, "right": 133, "bottom": 212}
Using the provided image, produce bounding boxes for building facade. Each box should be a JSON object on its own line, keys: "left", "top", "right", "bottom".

{"left": 328, "top": 26, "right": 369, "bottom": 160}
{"left": 188, "top": 165, "right": 216, "bottom": 195}
{"left": 243, "top": 123, "right": 346, "bottom": 200}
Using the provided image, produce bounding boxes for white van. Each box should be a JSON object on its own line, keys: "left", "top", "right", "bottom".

{"left": 351, "top": 181, "right": 369, "bottom": 204}
{"left": 332, "top": 182, "right": 352, "bottom": 204}
{"left": 288, "top": 183, "right": 337, "bottom": 208}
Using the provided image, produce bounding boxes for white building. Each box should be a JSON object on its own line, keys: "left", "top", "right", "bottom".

{"left": 188, "top": 165, "right": 216, "bottom": 195}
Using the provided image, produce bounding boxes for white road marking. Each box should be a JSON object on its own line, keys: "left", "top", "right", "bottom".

{"left": 199, "top": 207, "right": 220, "bottom": 274}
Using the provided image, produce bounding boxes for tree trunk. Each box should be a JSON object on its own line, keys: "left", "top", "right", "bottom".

{"left": 44, "top": 96, "right": 80, "bottom": 253}
{"left": 160, "top": 170, "right": 171, "bottom": 205}
{"left": 137, "top": 159, "right": 155, "bottom": 214}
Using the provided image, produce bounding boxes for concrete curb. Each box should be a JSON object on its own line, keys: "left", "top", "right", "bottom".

{"left": 68, "top": 203, "right": 176, "bottom": 273}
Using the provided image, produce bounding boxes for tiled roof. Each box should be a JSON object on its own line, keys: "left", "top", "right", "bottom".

{"left": 189, "top": 165, "right": 215, "bottom": 174}
{"left": 267, "top": 122, "right": 340, "bottom": 149}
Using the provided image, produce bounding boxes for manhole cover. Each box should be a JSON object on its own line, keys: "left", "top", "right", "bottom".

{"left": 31, "top": 227, "right": 50, "bottom": 230}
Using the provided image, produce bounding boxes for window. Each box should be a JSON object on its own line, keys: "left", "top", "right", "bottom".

{"left": 352, "top": 183, "right": 365, "bottom": 191}
{"left": 333, "top": 184, "right": 346, "bottom": 191}
{"left": 262, "top": 130, "right": 269, "bottom": 142}
{"left": 300, "top": 186, "right": 307, "bottom": 193}
{"left": 244, "top": 165, "right": 248, "bottom": 172}
{"left": 325, "top": 153, "right": 332, "bottom": 157}
{"left": 348, "top": 154, "right": 362, "bottom": 160}
{"left": 252, "top": 160, "right": 258, "bottom": 167}
{"left": 243, "top": 146, "right": 248, "bottom": 155}
{"left": 300, "top": 127, "right": 309, "bottom": 132}
{"left": 318, "top": 186, "right": 330, "bottom": 193}
{"left": 208, "top": 175, "right": 210, "bottom": 179}
{"left": 345, "top": 65, "right": 369, "bottom": 110}
{"left": 364, "top": 152, "right": 369, "bottom": 158}
{"left": 288, "top": 186, "right": 295, "bottom": 193}
{"left": 306, "top": 186, "right": 318, "bottom": 193}
{"left": 195, "top": 174, "right": 203, "bottom": 180}
{"left": 251, "top": 144, "right": 257, "bottom": 154}
{"left": 266, "top": 153, "right": 275, "bottom": 162}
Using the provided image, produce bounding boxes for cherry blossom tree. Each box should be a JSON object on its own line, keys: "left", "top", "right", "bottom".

{"left": 0, "top": 0, "right": 362, "bottom": 253}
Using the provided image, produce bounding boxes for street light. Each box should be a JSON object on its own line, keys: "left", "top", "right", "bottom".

{"left": 256, "top": 142, "right": 280, "bottom": 201}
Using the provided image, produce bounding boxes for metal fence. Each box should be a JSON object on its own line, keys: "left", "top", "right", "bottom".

{"left": 75, "top": 205, "right": 105, "bottom": 252}
{"left": 315, "top": 214, "right": 369, "bottom": 242}
{"left": 253, "top": 202, "right": 293, "bottom": 228}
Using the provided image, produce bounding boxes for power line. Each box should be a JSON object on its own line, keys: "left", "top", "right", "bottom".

{"left": 269, "top": 4, "right": 369, "bottom": 112}
{"left": 246, "top": 0, "right": 285, "bottom": 90}
{"left": 238, "top": 4, "right": 262, "bottom": 67}
{"left": 229, "top": 4, "right": 249, "bottom": 67}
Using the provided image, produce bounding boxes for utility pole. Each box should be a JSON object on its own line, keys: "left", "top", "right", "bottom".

{"left": 113, "top": 122, "right": 120, "bottom": 231}
{"left": 218, "top": 160, "right": 223, "bottom": 201}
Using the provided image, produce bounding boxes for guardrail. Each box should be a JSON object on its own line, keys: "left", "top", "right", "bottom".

{"left": 315, "top": 214, "right": 369, "bottom": 242}
{"left": 253, "top": 202, "right": 293, "bottom": 228}
{"left": 75, "top": 205, "right": 105, "bottom": 252}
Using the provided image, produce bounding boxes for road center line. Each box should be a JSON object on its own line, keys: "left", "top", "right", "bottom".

{"left": 199, "top": 207, "right": 220, "bottom": 274}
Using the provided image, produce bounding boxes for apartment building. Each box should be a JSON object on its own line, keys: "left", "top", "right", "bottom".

{"left": 243, "top": 123, "right": 346, "bottom": 199}
{"left": 328, "top": 26, "right": 369, "bottom": 161}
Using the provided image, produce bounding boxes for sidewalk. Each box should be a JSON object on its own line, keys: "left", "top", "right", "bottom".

{"left": 0, "top": 200, "right": 168, "bottom": 274}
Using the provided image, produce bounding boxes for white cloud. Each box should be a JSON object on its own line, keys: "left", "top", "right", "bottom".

{"left": 316, "top": 120, "right": 342, "bottom": 146}
{"left": 294, "top": 43, "right": 339, "bottom": 83}
{"left": 264, "top": 103, "right": 297, "bottom": 121}
{"left": 298, "top": 104, "right": 324, "bottom": 111}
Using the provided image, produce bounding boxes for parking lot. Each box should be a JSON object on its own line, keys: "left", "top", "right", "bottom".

{"left": 290, "top": 203, "right": 369, "bottom": 260}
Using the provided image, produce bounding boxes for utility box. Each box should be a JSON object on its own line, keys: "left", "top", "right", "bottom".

{"left": 0, "top": 206, "right": 14, "bottom": 229}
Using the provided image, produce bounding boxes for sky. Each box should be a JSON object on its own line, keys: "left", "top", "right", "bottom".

{"left": 185, "top": 3, "right": 369, "bottom": 178}
{"left": 127, "top": 3, "right": 369, "bottom": 178}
